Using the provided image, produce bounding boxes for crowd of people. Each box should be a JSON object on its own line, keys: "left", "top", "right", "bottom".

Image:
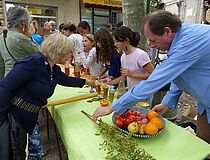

{"left": 0, "top": 4, "right": 210, "bottom": 160}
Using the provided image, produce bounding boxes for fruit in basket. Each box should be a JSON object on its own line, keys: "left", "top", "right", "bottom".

{"left": 140, "top": 113, "right": 147, "bottom": 119}
{"left": 147, "top": 110, "right": 158, "bottom": 120}
{"left": 139, "top": 125, "right": 145, "bottom": 135}
{"left": 127, "top": 122, "right": 140, "bottom": 134}
{"left": 114, "top": 109, "right": 165, "bottom": 136}
{"left": 141, "top": 118, "right": 149, "bottom": 125}
{"left": 100, "top": 99, "right": 109, "bottom": 107}
{"left": 115, "top": 114, "right": 121, "bottom": 120}
{"left": 125, "top": 110, "right": 134, "bottom": 117}
{"left": 144, "top": 122, "right": 159, "bottom": 135}
{"left": 124, "top": 116, "right": 135, "bottom": 126}
{"left": 150, "top": 117, "right": 163, "bottom": 130}
{"left": 115, "top": 118, "right": 124, "bottom": 127}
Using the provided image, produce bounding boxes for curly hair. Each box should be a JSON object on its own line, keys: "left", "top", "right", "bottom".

{"left": 41, "top": 33, "right": 74, "bottom": 63}
{"left": 94, "top": 28, "right": 115, "bottom": 64}
{"left": 7, "top": 6, "right": 31, "bottom": 29}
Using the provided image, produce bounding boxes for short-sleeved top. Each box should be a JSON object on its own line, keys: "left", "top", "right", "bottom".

{"left": 80, "top": 47, "right": 106, "bottom": 77}
{"left": 121, "top": 48, "right": 151, "bottom": 89}
{"left": 0, "top": 52, "right": 86, "bottom": 134}
{"left": 105, "top": 49, "right": 121, "bottom": 78}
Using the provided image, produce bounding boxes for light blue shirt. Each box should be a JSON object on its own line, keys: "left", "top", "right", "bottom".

{"left": 112, "top": 23, "right": 210, "bottom": 123}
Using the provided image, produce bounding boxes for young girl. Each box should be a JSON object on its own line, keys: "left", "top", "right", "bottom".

{"left": 111, "top": 26, "right": 154, "bottom": 90}
{"left": 94, "top": 28, "right": 121, "bottom": 82}
{"left": 80, "top": 34, "right": 105, "bottom": 78}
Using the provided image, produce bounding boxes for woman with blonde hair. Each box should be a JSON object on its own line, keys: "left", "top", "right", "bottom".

{"left": 0, "top": 33, "right": 93, "bottom": 159}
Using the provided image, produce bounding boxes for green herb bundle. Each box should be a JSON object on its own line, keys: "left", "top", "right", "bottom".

{"left": 98, "top": 119, "right": 156, "bottom": 160}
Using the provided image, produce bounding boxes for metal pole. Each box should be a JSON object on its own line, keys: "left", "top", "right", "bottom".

{"left": 146, "top": 0, "right": 150, "bottom": 14}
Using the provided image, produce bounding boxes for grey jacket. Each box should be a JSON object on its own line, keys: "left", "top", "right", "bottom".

{"left": 0, "top": 28, "right": 39, "bottom": 79}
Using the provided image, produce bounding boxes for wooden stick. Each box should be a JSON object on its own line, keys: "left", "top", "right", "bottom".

{"left": 42, "top": 92, "right": 97, "bottom": 108}
{"left": 81, "top": 110, "right": 99, "bottom": 125}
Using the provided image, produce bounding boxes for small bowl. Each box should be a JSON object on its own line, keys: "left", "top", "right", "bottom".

{"left": 136, "top": 102, "right": 150, "bottom": 108}
{"left": 100, "top": 99, "right": 110, "bottom": 107}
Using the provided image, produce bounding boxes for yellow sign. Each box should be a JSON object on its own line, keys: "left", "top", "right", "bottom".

{"left": 27, "top": 8, "right": 42, "bottom": 15}
{"left": 83, "top": 0, "right": 122, "bottom": 8}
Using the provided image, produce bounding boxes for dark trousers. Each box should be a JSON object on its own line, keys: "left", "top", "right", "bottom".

{"left": 0, "top": 112, "right": 27, "bottom": 160}
{"left": 196, "top": 111, "right": 210, "bottom": 144}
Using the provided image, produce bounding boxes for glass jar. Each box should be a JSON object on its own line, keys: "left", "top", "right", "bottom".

{"left": 116, "top": 81, "right": 125, "bottom": 99}
{"left": 74, "top": 62, "right": 81, "bottom": 78}
{"left": 109, "top": 85, "right": 115, "bottom": 103}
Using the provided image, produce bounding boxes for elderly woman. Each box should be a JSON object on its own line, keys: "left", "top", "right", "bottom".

{"left": 0, "top": 33, "right": 93, "bottom": 159}
{"left": 0, "top": 6, "right": 39, "bottom": 80}
{"left": 0, "top": 6, "right": 43, "bottom": 159}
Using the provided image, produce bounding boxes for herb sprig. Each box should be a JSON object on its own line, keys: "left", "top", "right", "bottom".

{"left": 81, "top": 110, "right": 156, "bottom": 160}
{"left": 98, "top": 119, "right": 156, "bottom": 160}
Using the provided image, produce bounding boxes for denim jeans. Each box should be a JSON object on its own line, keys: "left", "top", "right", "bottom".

{"left": 28, "top": 125, "right": 43, "bottom": 160}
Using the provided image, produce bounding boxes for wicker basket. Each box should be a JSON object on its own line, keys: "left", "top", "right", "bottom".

{"left": 151, "top": 90, "right": 177, "bottom": 121}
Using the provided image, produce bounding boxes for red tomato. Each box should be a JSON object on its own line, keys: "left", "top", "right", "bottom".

{"left": 141, "top": 118, "right": 148, "bottom": 125}
{"left": 140, "top": 114, "right": 147, "bottom": 119}
{"left": 127, "top": 115, "right": 136, "bottom": 121}
{"left": 136, "top": 120, "right": 142, "bottom": 125}
{"left": 124, "top": 118, "right": 133, "bottom": 126}
{"left": 115, "top": 114, "right": 121, "bottom": 120}
{"left": 115, "top": 118, "right": 124, "bottom": 127}
{"left": 136, "top": 116, "right": 141, "bottom": 121}
{"left": 125, "top": 110, "right": 134, "bottom": 117}
{"left": 133, "top": 111, "right": 141, "bottom": 117}
{"left": 120, "top": 113, "right": 126, "bottom": 119}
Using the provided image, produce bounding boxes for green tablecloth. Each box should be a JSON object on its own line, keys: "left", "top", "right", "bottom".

{"left": 47, "top": 85, "right": 210, "bottom": 160}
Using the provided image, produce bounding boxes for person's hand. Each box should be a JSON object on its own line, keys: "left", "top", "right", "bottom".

{"left": 151, "top": 104, "right": 169, "bottom": 115}
{"left": 120, "top": 68, "right": 133, "bottom": 77}
{"left": 85, "top": 79, "right": 95, "bottom": 86}
{"left": 92, "top": 105, "right": 114, "bottom": 121}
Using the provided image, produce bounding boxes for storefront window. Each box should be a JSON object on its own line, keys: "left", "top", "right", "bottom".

{"left": 81, "top": 3, "right": 122, "bottom": 33}
{"left": 5, "top": 3, "right": 57, "bottom": 28}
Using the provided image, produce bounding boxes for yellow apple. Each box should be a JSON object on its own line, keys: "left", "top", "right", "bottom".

{"left": 127, "top": 122, "right": 140, "bottom": 134}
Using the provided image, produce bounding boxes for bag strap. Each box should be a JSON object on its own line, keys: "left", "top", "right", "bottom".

{"left": 3, "top": 30, "right": 17, "bottom": 62}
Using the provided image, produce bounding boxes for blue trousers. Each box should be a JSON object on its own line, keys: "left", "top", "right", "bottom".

{"left": 28, "top": 125, "right": 43, "bottom": 160}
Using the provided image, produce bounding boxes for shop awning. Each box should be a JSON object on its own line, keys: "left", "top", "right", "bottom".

{"left": 83, "top": 0, "right": 122, "bottom": 8}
